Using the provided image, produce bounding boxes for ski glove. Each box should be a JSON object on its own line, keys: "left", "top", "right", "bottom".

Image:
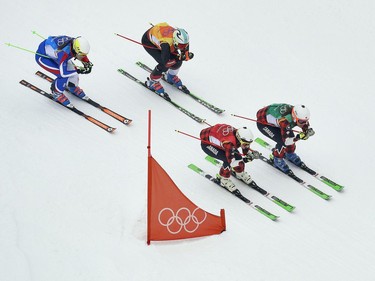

{"left": 178, "top": 51, "right": 194, "bottom": 61}
{"left": 306, "top": 128, "right": 315, "bottom": 137}
{"left": 77, "top": 61, "right": 93, "bottom": 74}
{"left": 295, "top": 132, "right": 309, "bottom": 141}
{"left": 244, "top": 150, "right": 261, "bottom": 162}
{"left": 296, "top": 128, "right": 315, "bottom": 141}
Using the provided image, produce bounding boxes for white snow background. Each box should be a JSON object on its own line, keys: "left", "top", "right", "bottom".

{"left": 1, "top": 0, "right": 375, "bottom": 280}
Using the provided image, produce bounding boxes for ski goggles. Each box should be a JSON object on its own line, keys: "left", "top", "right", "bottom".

{"left": 176, "top": 43, "right": 189, "bottom": 50}
{"left": 296, "top": 119, "right": 308, "bottom": 125}
{"left": 239, "top": 138, "right": 252, "bottom": 146}
{"left": 292, "top": 110, "right": 308, "bottom": 125}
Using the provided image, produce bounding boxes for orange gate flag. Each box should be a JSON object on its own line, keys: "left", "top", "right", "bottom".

{"left": 147, "top": 156, "right": 226, "bottom": 244}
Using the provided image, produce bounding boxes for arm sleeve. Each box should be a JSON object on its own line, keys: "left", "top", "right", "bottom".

{"left": 160, "top": 42, "right": 171, "bottom": 66}
{"left": 79, "top": 55, "right": 90, "bottom": 63}
{"left": 279, "top": 119, "right": 295, "bottom": 145}
{"left": 223, "top": 142, "right": 235, "bottom": 163}
{"left": 57, "top": 52, "right": 76, "bottom": 78}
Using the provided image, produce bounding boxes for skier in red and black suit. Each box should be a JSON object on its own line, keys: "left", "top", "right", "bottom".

{"left": 200, "top": 124, "right": 260, "bottom": 192}
{"left": 256, "top": 103, "right": 315, "bottom": 172}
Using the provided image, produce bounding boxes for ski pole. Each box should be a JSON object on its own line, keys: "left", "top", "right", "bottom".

{"left": 4, "top": 42, "right": 50, "bottom": 58}
{"left": 231, "top": 114, "right": 259, "bottom": 123}
{"left": 175, "top": 130, "right": 202, "bottom": 142}
{"left": 231, "top": 113, "right": 301, "bottom": 133}
{"left": 114, "top": 33, "right": 159, "bottom": 50}
{"left": 175, "top": 129, "right": 227, "bottom": 151}
{"left": 31, "top": 30, "right": 46, "bottom": 40}
{"left": 175, "top": 130, "right": 256, "bottom": 154}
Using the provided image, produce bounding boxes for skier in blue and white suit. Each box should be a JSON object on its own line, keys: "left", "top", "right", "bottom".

{"left": 35, "top": 36, "right": 93, "bottom": 106}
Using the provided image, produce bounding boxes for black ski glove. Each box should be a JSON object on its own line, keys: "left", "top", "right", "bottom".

{"left": 295, "top": 132, "right": 309, "bottom": 141}
{"left": 306, "top": 128, "right": 315, "bottom": 137}
{"left": 178, "top": 51, "right": 194, "bottom": 61}
{"left": 244, "top": 150, "right": 261, "bottom": 162}
{"left": 77, "top": 61, "right": 93, "bottom": 74}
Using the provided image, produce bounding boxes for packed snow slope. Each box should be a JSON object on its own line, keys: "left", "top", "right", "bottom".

{"left": 1, "top": 1, "right": 375, "bottom": 280}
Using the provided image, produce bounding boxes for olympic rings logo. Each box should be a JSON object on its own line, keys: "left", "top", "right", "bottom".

{"left": 158, "top": 207, "right": 207, "bottom": 234}
{"left": 220, "top": 125, "right": 234, "bottom": 136}
{"left": 280, "top": 104, "right": 288, "bottom": 115}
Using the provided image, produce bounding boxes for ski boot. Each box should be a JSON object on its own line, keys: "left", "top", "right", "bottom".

{"left": 165, "top": 72, "right": 183, "bottom": 87}
{"left": 67, "top": 83, "right": 88, "bottom": 100}
{"left": 285, "top": 152, "right": 304, "bottom": 167}
{"left": 234, "top": 171, "right": 253, "bottom": 184}
{"left": 146, "top": 78, "right": 170, "bottom": 100}
{"left": 272, "top": 155, "right": 291, "bottom": 173}
{"left": 165, "top": 72, "right": 190, "bottom": 93}
{"left": 51, "top": 84, "right": 71, "bottom": 106}
{"left": 217, "top": 175, "right": 237, "bottom": 192}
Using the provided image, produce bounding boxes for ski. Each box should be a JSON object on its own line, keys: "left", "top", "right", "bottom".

{"left": 188, "top": 164, "right": 279, "bottom": 221}
{"left": 258, "top": 154, "right": 331, "bottom": 200}
{"left": 255, "top": 137, "right": 344, "bottom": 191}
{"left": 19, "top": 80, "right": 116, "bottom": 133}
{"left": 135, "top": 61, "right": 225, "bottom": 114}
{"left": 117, "top": 68, "right": 205, "bottom": 123}
{"left": 35, "top": 71, "right": 132, "bottom": 125}
{"left": 204, "top": 155, "right": 295, "bottom": 212}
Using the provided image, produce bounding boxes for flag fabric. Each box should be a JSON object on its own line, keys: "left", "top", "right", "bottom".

{"left": 147, "top": 156, "right": 226, "bottom": 244}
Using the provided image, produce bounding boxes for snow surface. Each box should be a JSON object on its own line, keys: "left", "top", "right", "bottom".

{"left": 1, "top": 0, "right": 375, "bottom": 280}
